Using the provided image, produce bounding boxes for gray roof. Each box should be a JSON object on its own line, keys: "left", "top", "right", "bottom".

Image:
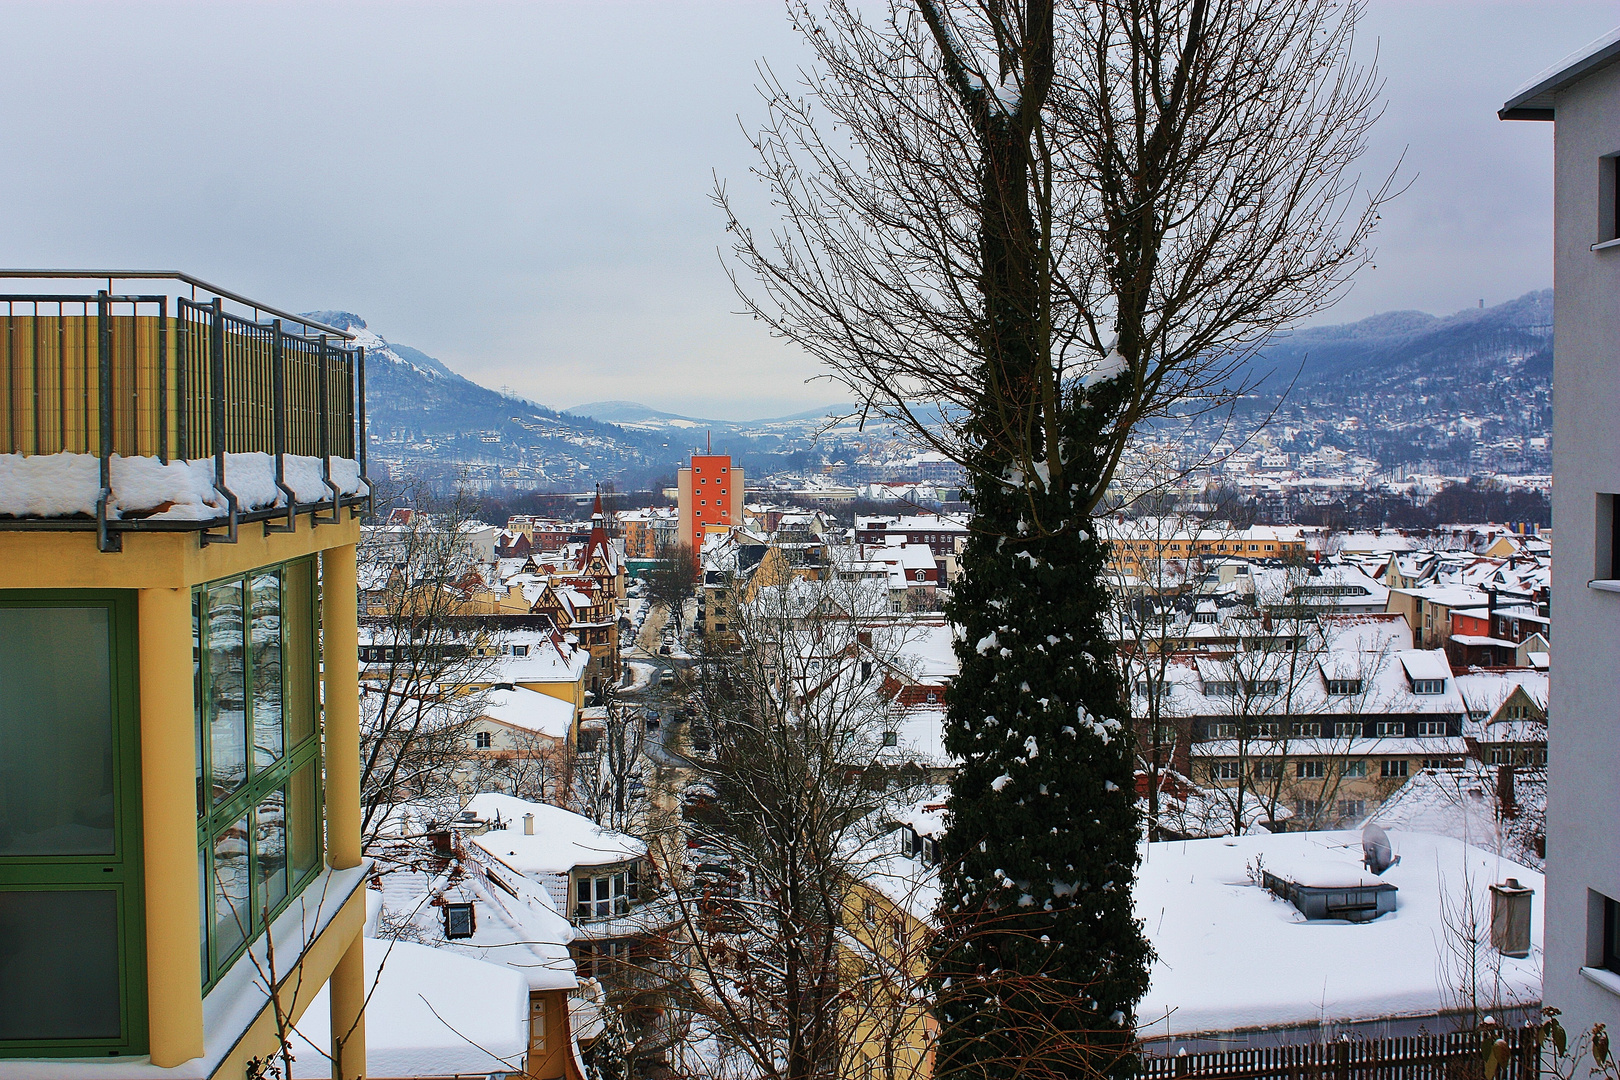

{"left": 1501, "top": 25, "right": 1620, "bottom": 120}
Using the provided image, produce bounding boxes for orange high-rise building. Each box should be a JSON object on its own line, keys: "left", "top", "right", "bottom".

{"left": 677, "top": 454, "right": 745, "bottom": 554}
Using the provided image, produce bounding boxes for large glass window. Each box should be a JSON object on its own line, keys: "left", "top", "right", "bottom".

{"left": 0, "top": 593, "right": 145, "bottom": 1057}
{"left": 196, "top": 559, "right": 322, "bottom": 989}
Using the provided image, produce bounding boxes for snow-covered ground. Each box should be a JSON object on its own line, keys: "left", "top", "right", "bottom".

{"left": 0, "top": 451, "right": 365, "bottom": 519}
{"left": 1136, "top": 830, "right": 1542, "bottom": 1044}
{"left": 623, "top": 659, "right": 655, "bottom": 692}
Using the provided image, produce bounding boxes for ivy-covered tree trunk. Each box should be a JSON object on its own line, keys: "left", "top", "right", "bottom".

{"left": 936, "top": 381, "right": 1151, "bottom": 1079}
{"left": 928, "top": 5, "right": 1150, "bottom": 1070}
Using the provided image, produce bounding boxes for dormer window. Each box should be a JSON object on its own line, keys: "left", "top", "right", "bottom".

{"left": 444, "top": 902, "right": 476, "bottom": 939}
{"left": 1412, "top": 678, "right": 1445, "bottom": 695}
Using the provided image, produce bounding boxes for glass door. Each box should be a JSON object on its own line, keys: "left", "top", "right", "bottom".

{"left": 0, "top": 593, "right": 145, "bottom": 1057}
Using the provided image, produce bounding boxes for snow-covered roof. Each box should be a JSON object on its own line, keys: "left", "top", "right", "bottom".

{"left": 288, "top": 941, "right": 528, "bottom": 1078}
{"left": 1136, "top": 830, "right": 1542, "bottom": 1042}
{"left": 1148, "top": 622, "right": 1463, "bottom": 720}
{"left": 488, "top": 635, "right": 591, "bottom": 684}
{"left": 1370, "top": 766, "right": 1503, "bottom": 847}
{"left": 1398, "top": 650, "right": 1452, "bottom": 683}
{"left": 883, "top": 706, "right": 950, "bottom": 768}
{"left": 477, "top": 685, "right": 575, "bottom": 740}
{"left": 892, "top": 623, "right": 959, "bottom": 682}
{"left": 368, "top": 833, "right": 577, "bottom": 992}
{"left": 466, "top": 794, "right": 646, "bottom": 874}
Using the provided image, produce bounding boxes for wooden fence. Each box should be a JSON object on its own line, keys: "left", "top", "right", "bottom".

{"left": 1140, "top": 1027, "right": 1539, "bottom": 1080}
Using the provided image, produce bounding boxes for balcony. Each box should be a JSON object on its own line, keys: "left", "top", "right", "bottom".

{"left": 0, "top": 270, "right": 369, "bottom": 550}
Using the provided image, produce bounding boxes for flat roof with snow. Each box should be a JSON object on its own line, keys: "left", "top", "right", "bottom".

{"left": 1135, "top": 830, "right": 1541, "bottom": 1045}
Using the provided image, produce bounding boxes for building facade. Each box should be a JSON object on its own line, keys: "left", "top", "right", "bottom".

{"left": 1503, "top": 32, "right": 1620, "bottom": 1033}
{"left": 677, "top": 454, "right": 745, "bottom": 554}
{"left": 0, "top": 274, "right": 370, "bottom": 1076}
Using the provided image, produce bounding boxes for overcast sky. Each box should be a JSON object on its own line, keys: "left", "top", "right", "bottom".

{"left": 0, "top": 1, "right": 1611, "bottom": 420}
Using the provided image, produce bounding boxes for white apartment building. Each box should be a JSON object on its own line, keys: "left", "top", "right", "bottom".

{"left": 1502, "top": 27, "right": 1620, "bottom": 1034}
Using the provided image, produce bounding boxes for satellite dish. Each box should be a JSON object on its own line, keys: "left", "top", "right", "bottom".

{"left": 1362, "top": 822, "right": 1399, "bottom": 875}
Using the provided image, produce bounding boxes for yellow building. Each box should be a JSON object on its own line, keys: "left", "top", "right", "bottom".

{"left": 1100, "top": 522, "right": 1307, "bottom": 575}
{"left": 0, "top": 274, "right": 370, "bottom": 1077}
{"left": 841, "top": 812, "right": 943, "bottom": 1080}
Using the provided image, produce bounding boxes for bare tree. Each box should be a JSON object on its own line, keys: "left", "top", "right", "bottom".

{"left": 578, "top": 680, "right": 648, "bottom": 834}
{"left": 1192, "top": 562, "right": 1392, "bottom": 834}
{"left": 469, "top": 726, "right": 576, "bottom": 806}
{"left": 357, "top": 480, "right": 503, "bottom": 849}
{"left": 646, "top": 541, "right": 699, "bottom": 619}
{"left": 1104, "top": 504, "right": 1228, "bottom": 839}
{"left": 662, "top": 572, "right": 924, "bottom": 1080}
{"left": 720, "top": 0, "right": 1392, "bottom": 506}
{"left": 721, "top": 1, "right": 1392, "bottom": 1067}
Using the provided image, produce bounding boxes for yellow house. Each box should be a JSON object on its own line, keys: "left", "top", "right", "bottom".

{"left": 0, "top": 273, "right": 370, "bottom": 1077}
{"left": 843, "top": 814, "right": 942, "bottom": 1080}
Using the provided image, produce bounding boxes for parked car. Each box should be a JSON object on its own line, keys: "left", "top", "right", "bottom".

{"left": 659, "top": 644, "right": 672, "bottom": 656}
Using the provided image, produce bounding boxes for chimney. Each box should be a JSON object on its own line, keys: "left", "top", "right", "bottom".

{"left": 1490, "top": 877, "right": 1534, "bottom": 958}
{"left": 1496, "top": 764, "right": 1517, "bottom": 819}
{"left": 523, "top": 812, "right": 535, "bottom": 836}
{"left": 428, "top": 829, "right": 453, "bottom": 856}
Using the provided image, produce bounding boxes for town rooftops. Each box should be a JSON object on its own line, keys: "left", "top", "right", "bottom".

{"left": 1501, "top": 24, "right": 1620, "bottom": 119}
{"left": 1397, "top": 649, "right": 1452, "bottom": 683}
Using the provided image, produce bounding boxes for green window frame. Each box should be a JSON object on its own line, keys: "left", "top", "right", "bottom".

{"left": 195, "top": 559, "right": 324, "bottom": 991}
{"left": 0, "top": 591, "right": 147, "bottom": 1058}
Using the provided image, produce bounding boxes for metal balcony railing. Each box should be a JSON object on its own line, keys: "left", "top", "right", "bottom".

{"left": 0, "top": 271, "right": 368, "bottom": 550}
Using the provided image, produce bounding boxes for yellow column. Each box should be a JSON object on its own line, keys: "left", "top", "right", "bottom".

{"left": 321, "top": 544, "right": 361, "bottom": 870}
{"left": 138, "top": 586, "right": 205, "bottom": 1067}
{"left": 329, "top": 930, "right": 367, "bottom": 1080}
{"left": 322, "top": 543, "right": 366, "bottom": 1078}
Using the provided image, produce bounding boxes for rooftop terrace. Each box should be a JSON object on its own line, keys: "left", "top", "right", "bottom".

{"left": 0, "top": 271, "right": 369, "bottom": 550}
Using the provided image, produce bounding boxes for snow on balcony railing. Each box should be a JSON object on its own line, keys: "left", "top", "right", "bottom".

{"left": 0, "top": 271, "right": 368, "bottom": 550}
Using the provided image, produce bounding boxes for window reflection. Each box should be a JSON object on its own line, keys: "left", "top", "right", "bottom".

{"left": 211, "top": 815, "right": 251, "bottom": 967}
{"left": 255, "top": 788, "right": 288, "bottom": 915}
{"left": 288, "top": 762, "right": 319, "bottom": 883}
{"left": 207, "top": 584, "right": 247, "bottom": 804}
{"left": 195, "top": 558, "right": 324, "bottom": 988}
{"left": 249, "top": 572, "right": 283, "bottom": 772}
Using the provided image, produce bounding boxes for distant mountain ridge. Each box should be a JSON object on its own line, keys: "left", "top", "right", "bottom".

{"left": 303, "top": 313, "right": 844, "bottom": 488}
{"left": 302, "top": 312, "right": 679, "bottom": 488}
{"left": 1223, "top": 289, "right": 1553, "bottom": 475}
{"left": 564, "top": 399, "right": 851, "bottom": 429}
{"left": 1246, "top": 289, "right": 1553, "bottom": 391}
{"left": 307, "top": 287, "right": 1553, "bottom": 493}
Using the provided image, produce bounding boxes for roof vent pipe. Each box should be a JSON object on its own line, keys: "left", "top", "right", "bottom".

{"left": 523, "top": 813, "right": 535, "bottom": 836}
